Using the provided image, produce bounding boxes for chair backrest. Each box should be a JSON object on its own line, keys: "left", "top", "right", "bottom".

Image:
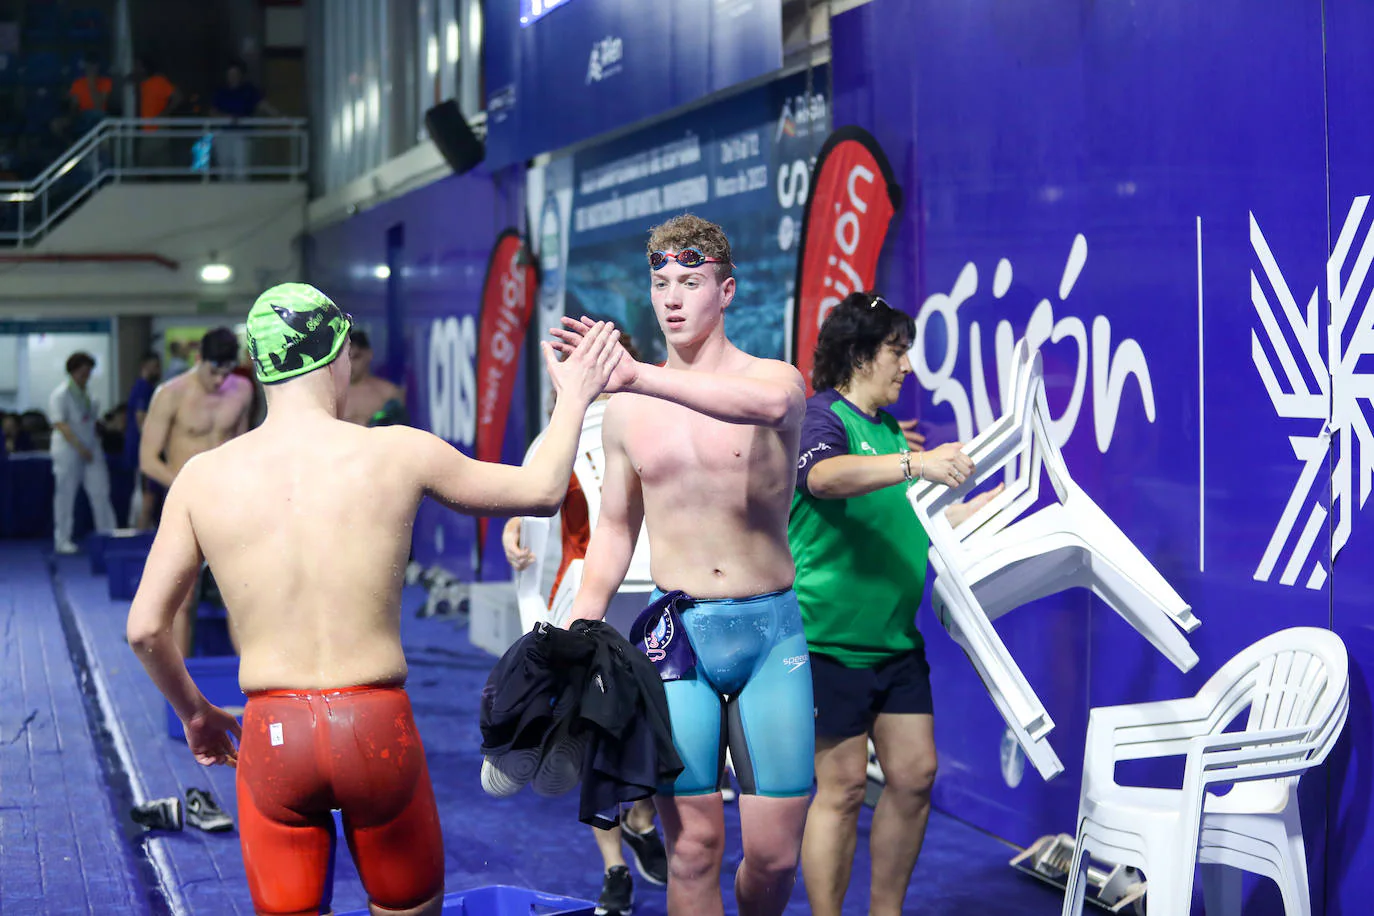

{"left": 1200, "top": 627, "right": 1349, "bottom": 769}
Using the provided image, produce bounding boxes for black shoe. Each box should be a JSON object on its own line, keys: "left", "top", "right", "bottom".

{"left": 131, "top": 797, "right": 183, "bottom": 832}
{"left": 185, "top": 788, "right": 234, "bottom": 832}
{"left": 621, "top": 821, "right": 668, "bottom": 887}
{"left": 595, "top": 864, "right": 634, "bottom": 916}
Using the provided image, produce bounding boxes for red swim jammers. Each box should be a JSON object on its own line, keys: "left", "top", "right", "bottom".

{"left": 236, "top": 684, "right": 444, "bottom": 915}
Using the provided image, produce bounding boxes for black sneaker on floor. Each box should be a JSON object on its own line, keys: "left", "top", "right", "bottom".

{"left": 621, "top": 821, "right": 668, "bottom": 887}
{"left": 595, "top": 864, "right": 634, "bottom": 916}
{"left": 131, "top": 797, "right": 183, "bottom": 832}
{"left": 185, "top": 788, "right": 234, "bottom": 832}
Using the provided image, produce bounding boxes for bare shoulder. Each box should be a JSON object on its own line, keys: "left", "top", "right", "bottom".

{"left": 169, "top": 449, "right": 214, "bottom": 502}
{"left": 151, "top": 373, "right": 189, "bottom": 406}
{"left": 601, "top": 392, "right": 644, "bottom": 439}
{"left": 745, "top": 357, "right": 805, "bottom": 388}
{"left": 226, "top": 374, "right": 255, "bottom": 403}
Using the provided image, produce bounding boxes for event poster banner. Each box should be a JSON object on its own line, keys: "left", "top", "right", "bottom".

{"left": 527, "top": 65, "right": 830, "bottom": 414}
{"left": 487, "top": 0, "right": 784, "bottom": 169}
{"left": 474, "top": 230, "right": 539, "bottom": 563}
{"left": 832, "top": 3, "right": 1365, "bottom": 911}
{"left": 792, "top": 126, "right": 903, "bottom": 394}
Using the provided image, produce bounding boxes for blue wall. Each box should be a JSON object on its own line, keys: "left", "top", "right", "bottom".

{"left": 833, "top": 0, "right": 1368, "bottom": 911}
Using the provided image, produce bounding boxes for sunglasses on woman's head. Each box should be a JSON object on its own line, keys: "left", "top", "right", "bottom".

{"left": 648, "top": 247, "right": 724, "bottom": 271}
{"left": 868, "top": 296, "right": 891, "bottom": 311}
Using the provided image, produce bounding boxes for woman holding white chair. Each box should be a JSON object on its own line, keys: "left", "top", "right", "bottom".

{"left": 790, "top": 292, "right": 1000, "bottom": 916}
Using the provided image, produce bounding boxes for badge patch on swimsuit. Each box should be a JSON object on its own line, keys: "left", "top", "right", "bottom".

{"left": 630, "top": 590, "right": 697, "bottom": 682}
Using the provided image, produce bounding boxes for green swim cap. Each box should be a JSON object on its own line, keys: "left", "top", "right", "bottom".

{"left": 245, "top": 283, "right": 352, "bottom": 384}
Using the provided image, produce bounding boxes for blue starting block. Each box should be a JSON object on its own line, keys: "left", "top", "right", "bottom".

{"left": 166, "top": 654, "right": 243, "bottom": 740}
{"left": 335, "top": 886, "right": 593, "bottom": 916}
{"left": 106, "top": 544, "right": 151, "bottom": 600}
{"left": 88, "top": 529, "right": 155, "bottom": 576}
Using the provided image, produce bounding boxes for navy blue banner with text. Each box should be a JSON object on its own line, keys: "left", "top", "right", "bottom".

{"left": 486, "top": 0, "right": 783, "bottom": 169}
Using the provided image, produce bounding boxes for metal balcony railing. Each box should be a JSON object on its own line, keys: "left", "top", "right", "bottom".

{"left": 0, "top": 116, "right": 308, "bottom": 247}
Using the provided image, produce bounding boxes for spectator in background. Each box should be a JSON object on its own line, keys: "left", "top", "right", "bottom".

{"left": 132, "top": 55, "right": 182, "bottom": 167}
{"left": 2, "top": 411, "right": 33, "bottom": 454}
{"left": 125, "top": 352, "right": 162, "bottom": 529}
{"left": 210, "top": 60, "right": 278, "bottom": 181}
{"left": 68, "top": 56, "right": 111, "bottom": 121}
{"left": 343, "top": 330, "right": 407, "bottom": 426}
{"left": 49, "top": 351, "right": 118, "bottom": 554}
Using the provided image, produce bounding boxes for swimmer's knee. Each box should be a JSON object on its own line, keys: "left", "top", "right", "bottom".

{"left": 740, "top": 835, "right": 802, "bottom": 877}
{"left": 668, "top": 824, "right": 725, "bottom": 881}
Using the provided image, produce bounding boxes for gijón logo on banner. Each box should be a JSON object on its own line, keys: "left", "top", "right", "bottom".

{"left": 474, "top": 229, "right": 539, "bottom": 563}
{"left": 791, "top": 126, "right": 903, "bottom": 394}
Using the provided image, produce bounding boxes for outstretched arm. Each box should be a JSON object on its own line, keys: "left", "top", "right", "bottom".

{"left": 630, "top": 359, "right": 805, "bottom": 429}
{"left": 552, "top": 317, "right": 805, "bottom": 429}
{"left": 126, "top": 467, "right": 241, "bottom": 765}
{"left": 567, "top": 402, "right": 643, "bottom": 624}
{"left": 408, "top": 321, "right": 622, "bottom": 518}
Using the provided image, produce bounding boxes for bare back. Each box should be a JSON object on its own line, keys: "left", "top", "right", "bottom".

{"left": 177, "top": 419, "right": 422, "bottom": 691}
{"left": 164, "top": 373, "right": 253, "bottom": 475}
{"left": 613, "top": 353, "right": 800, "bottom": 599}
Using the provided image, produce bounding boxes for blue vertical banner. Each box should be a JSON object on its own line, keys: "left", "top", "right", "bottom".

{"left": 486, "top": 0, "right": 784, "bottom": 169}
{"left": 527, "top": 65, "right": 829, "bottom": 419}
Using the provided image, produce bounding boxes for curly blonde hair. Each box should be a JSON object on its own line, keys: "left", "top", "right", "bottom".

{"left": 646, "top": 213, "right": 734, "bottom": 281}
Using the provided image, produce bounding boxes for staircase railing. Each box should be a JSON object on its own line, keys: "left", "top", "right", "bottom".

{"left": 0, "top": 116, "right": 308, "bottom": 247}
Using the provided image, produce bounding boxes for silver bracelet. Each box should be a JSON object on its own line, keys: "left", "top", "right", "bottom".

{"left": 900, "top": 450, "right": 913, "bottom": 482}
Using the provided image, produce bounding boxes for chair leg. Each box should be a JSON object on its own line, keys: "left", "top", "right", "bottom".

{"left": 1061, "top": 832, "right": 1091, "bottom": 916}
{"left": 1279, "top": 807, "right": 1312, "bottom": 916}
{"left": 1142, "top": 861, "right": 1193, "bottom": 916}
{"left": 1200, "top": 863, "right": 1243, "bottom": 916}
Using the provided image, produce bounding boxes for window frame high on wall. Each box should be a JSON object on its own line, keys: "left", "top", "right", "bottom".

{"left": 308, "top": 0, "right": 483, "bottom": 198}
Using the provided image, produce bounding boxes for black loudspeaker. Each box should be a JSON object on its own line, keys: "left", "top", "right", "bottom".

{"left": 424, "top": 100, "right": 485, "bottom": 176}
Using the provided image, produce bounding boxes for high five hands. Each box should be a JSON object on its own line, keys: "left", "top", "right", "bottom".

{"left": 541, "top": 319, "right": 624, "bottom": 405}
{"left": 550, "top": 316, "right": 640, "bottom": 394}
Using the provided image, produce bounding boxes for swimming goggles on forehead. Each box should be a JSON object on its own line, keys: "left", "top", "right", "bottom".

{"left": 648, "top": 247, "right": 724, "bottom": 270}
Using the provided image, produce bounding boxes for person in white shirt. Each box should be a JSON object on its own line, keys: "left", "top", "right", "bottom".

{"left": 49, "top": 351, "right": 117, "bottom": 554}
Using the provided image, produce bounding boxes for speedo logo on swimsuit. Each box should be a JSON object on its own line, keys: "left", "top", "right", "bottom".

{"left": 643, "top": 609, "right": 675, "bottom": 663}
{"left": 783, "top": 654, "right": 809, "bottom": 673}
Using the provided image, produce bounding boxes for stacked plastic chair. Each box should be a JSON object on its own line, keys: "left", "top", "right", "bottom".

{"left": 1061, "top": 627, "right": 1349, "bottom": 916}
{"left": 907, "top": 339, "right": 1201, "bottom": 780}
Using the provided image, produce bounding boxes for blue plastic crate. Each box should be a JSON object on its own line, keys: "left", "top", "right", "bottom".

{"left": 106, "top": 544, "right": 149, "bottom": 600}
{"left": 89, "top": 529, "right": 155, "bottom": 575}
{"left": 165, "top": 654, "right": 242, "bottom": 740}
{"left": 335, "top": 886, "right": 594, "bottom": 916}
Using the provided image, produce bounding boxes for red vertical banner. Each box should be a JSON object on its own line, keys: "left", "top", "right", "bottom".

{"left": 475, "top": 229, "right": 539, "bottom": 562}
{"left": 791, "top": 126, "right": 903, "bottom": 395}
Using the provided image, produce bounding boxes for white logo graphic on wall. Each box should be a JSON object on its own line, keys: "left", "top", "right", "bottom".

{"left": 428, "top": 315, "right": 478, "bottom": 448}
{"left": 913, "top": 233, "right": 1156, "bottom": 453}
{"left": 1251, "top": 196, "right": 1374, "bottom": 590}
{"left": 587, "top": 36, "right": 624, "bottom": 84}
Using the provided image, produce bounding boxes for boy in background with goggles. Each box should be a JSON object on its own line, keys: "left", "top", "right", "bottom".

{"left": 554, "top": 214, "right": 813, "bottom": 916}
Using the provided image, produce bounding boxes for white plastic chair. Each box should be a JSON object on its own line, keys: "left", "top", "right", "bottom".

{"left": 1062, "top": 627, "right": 1349, "bottom": 916}
{"left": 908, "top": 339, "right": 1200, "bottom": 779}
{"left": 514, "top": 400, "right": 653, "bottom": 632}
